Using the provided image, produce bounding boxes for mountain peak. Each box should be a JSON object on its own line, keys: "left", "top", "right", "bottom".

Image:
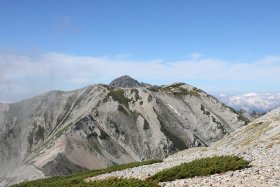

{"left": 109, "top": 75, "right": 141, "bottom": 88}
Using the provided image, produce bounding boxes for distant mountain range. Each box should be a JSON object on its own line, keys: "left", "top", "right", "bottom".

{"left": 0, "top": 75, "right": 248, "bottom": 186}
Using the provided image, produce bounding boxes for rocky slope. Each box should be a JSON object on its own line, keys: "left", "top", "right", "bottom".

{"left": 239, "top": 109, "right": 265, "bottom": 121}
{"left": 0, "top": 76, "right": 246, "bottom": 186}
{"left": 87, "top": 107, "right": 280, "bottom": 187}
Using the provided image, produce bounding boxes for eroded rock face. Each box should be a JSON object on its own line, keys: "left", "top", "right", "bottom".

{"left": 0, "top": 77, "right": 247, "bottom": 186}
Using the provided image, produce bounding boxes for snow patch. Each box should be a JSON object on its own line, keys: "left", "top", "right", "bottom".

{"left": 167, "top": 104, "right": 181, "bottom": 116}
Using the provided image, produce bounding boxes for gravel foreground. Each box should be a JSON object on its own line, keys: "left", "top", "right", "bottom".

{"left": 86, "top": 109, "right": 280, "bottom": 187}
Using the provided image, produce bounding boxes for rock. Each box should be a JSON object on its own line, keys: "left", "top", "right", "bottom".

{"left": 109, "top": 75, "right": 141, "bottom": 88}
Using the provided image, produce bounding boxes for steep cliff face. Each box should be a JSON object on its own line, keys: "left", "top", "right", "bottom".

{"left": 0, "top": 77, "right": 247, "bottom": 186}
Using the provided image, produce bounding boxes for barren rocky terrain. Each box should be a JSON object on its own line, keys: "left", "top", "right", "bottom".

{"left": 86, "top": 107, "right": 280, "bottom": 187}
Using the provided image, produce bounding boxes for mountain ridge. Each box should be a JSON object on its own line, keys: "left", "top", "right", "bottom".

{"left": 0, "top": 76, "right": 247, "bottom": 186}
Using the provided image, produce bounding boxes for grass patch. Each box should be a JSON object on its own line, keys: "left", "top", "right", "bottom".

{"left": 149, "top": 155, "right": 250, "bottom": 182}
{"left": 147, "top": 83, "right": 200, "bottom": 97}
{"left": 12, "top": 155, "right": 249, "bottom": 186}
{"left": 147, "top": 87, "right": 160, "bottom": 92}
{"left": 168, "top": 83, "right": 185, "bottom": 88}
{"left": 172, "top": 88, "right": 200, "bottom": 97}
{"left": 11, "top": 160, "right": 162, "bottom": 187}
{"left": 107, "top": 89, "right": 131, "bottom": 108}
{"left": 88, "top": 177, "right": 158, "bottom": 187}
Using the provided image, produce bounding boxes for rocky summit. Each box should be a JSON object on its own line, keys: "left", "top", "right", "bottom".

{"left": 109, "top": 75, "right": 141, "bottom": 88}
{"left": 0, "top": 76, "right": 248, "bottom": 186}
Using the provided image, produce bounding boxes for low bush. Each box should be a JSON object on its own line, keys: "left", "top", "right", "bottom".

{"left": 12, "top": 156, "right": 249, "bottom": 187}
{"left": 149, "top": 155, "right": 250, "bottom": 182}
{"left": 88, "top": 177, "right": 159, "bottom": 187}
{"left": 107, "top": 89, "right": 131, "bottom": 107}
{"left": 11, "top": 160, "right": 162, "bottom": 187}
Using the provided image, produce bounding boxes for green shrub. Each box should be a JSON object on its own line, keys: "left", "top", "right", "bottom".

{"left": 149, "top": 155, "right": 250, "bottom": 182}
{"left": 107, "top": 89, "right": 131, "bottom": 108}
{"left": 88, "top": 177, "right": 158, "bottom": 187}
{"left": 168, "top": 83, "right": 185, "bottom": 88}
{"left": 11, "top": 155, "right": 249, "bottom": 187}
{"left": 172, "top": 88, "right": 200, "bottom": 97}
{"left": 147, "top": 87, "right": 160, "bottom": 92}
{"left": 11, "top": 160, "right": 162, "bottom": 187}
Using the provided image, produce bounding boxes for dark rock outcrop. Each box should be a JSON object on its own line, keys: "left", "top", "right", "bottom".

{"left": 42, "top": 153, "right": 86, "bottom": 177}
{"left": 109, "top": 75, "right": 141, "bottom": 88}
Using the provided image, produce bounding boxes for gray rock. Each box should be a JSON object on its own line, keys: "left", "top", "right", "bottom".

{"left": 109, "top": 75, "right": 141, "bottom": 88}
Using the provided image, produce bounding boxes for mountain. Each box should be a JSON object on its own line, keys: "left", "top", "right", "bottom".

{"left": 86, "top": 107, "right": 280, "bottom": 186}
{"left": 0, "top": 76, "right": 247, "bottom": 186}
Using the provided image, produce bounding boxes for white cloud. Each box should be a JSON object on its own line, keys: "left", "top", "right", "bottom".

{"left": 243, "top": 93, "right": 258, "bottom": 97}
{"left": 221, "top": 93, "right": 280, "bottom": 112}
{"left": 0, "top": 52, "right": 280, "bottom": 103}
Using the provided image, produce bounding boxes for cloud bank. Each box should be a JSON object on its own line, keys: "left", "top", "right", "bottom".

{"left": 0, "top": 52, "right": 280, "bottom": 107}
{"left": 220, "top": 93, "right": 280, "bottom": 112}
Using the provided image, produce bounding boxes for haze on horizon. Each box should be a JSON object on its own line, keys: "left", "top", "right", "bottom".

{"left": 1, "top": 0, "right": 280, "bottom": 112}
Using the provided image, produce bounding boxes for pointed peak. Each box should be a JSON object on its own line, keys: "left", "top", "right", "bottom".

{"left": 109, "top": 75, "right": 141, "bottom": 88}
{"left": 119, "top": 75, "right": 133, "bottom": 79}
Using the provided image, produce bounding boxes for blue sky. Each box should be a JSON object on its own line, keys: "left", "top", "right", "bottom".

{"left": 1, "top": 0, "right": 280, "bottom": 59}
{"left": 0, "top": 0, "right": 280, "bottom": 111}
